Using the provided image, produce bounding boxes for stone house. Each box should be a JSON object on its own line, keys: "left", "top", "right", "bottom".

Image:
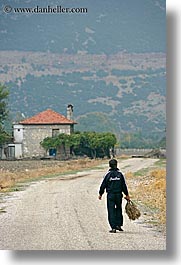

{"left": 7, "top": 105, "right": 77, "bottom": 159}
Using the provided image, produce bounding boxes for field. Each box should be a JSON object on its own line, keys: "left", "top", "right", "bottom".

{"left": 0, "top": 158, "right": 102, "bottom": 190}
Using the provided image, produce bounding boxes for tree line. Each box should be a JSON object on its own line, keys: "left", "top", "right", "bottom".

{"left": 40, "top": 131, "right": 117, "bottom": 159}
{"left": 0, "top": 84, "right": 11, "bottom": 145}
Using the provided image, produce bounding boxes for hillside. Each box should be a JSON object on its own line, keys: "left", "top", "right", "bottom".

{"left": 1, "top": 51, "right": 166, "bottom": 138}
{"left": 0, "top": 0, "right": 166, "bottom": 146}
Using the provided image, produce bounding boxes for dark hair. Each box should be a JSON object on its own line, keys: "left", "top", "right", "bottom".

{"left": 109, "top": 159, "right": 117, "bottom": 169}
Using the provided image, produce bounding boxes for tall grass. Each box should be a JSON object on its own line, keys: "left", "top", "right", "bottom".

{"left": 0, "top": 159, "right": 101, "bottom": 191}
{"left": 126, "top": 167, "right": 166, "bottom": 225}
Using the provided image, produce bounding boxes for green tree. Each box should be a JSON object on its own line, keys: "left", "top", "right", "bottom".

{"left": 40, "top": 136, "right": 56, "bottom": 152}
{"left": 41, "top": 133, "right": 71, "bottom": 157}
{"left": 75, "top": 131, "right": 117, "bottom": 159}
{"left": 41, "top": 131, "right": 117, "bottom": 159}
{"left": 0, "top": 84, "right": 11, "bottom": 145}
{"left": 69, "top": 132, "right": 82, "bottom": 155}
{"left": 55, "top": 133, "right": 70, "bottom": 157}
{"left": 100, "top": 132, "right": 117, "bottom": 157}
{"left": 86, "top": 132, "right": 99, "bottom": 158}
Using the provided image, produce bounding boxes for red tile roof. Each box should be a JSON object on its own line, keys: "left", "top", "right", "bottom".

{"left": 19, "top": 109, "right": 77, "bottom": 125}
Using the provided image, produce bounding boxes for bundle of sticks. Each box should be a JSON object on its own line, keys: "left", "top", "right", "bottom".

{"left": 125, "top": 200, "right": 141, "bottom": 220}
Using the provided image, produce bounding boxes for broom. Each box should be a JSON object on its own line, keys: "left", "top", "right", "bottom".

{"left": 125, "top": 199, "right": 141, "bottom": 220}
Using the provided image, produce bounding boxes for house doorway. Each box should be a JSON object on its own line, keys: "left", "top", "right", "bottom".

{"left": 8, "top": 145, "right": 15, "bottom": 159}
{"left": 49, "top": 148, "right": 57, "bottom": 157}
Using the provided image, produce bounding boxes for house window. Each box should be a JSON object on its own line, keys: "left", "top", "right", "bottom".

{"left": 52, "top": 129, "right": 59, "bottom": 137}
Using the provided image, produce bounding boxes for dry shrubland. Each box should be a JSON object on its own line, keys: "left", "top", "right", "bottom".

{"left": 126, "top": 166, "right": 166, "bottom": 226}
{"left": 143, "top": 169, "right": 166, "bottom": 224}
{"left": 0, "top": 158, "right": 101, "bottom": 191}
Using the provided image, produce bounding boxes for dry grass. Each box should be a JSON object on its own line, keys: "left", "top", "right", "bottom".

{"left": 0, "top": 158, "right": 101, "bottom": 191}
{"left": 125, "top": 167, "right": 166, "bottom": 226}
{"left": 142, "top": 169, "right": 166, "bottom": 224}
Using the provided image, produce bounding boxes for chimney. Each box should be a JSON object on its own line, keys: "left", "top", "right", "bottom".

{"left": 67, "top": 104, "right": 73, "bottom": 120}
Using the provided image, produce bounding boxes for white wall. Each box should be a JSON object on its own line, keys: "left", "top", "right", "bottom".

{"left": 14, "top": 143, "right": 23, "bottom": 159}
{"left": 13, "top": 124, "right": 23, "bottom": 143}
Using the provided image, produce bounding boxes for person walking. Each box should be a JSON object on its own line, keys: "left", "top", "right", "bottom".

{"left": 98, "top": 159, "right": 130, "bottom": 233}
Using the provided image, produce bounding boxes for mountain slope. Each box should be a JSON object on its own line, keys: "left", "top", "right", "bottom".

{"left": 0, "top": 0, "right": 166, "bottom": 145}
{"left": 0, "top": 51, "right": 166, "bottom": 138}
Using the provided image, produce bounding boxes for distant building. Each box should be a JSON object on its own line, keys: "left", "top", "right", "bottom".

{"left": 4, "top": 106, "right": 77, "bottom": 159}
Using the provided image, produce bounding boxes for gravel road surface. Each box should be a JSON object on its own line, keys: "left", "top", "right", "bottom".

{"left": 0, "top": 158, "right": 166, "bottom": 250}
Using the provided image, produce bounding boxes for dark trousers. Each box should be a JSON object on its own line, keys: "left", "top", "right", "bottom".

{"left": 107, "top": 193, "right": 123, "bottom": 229}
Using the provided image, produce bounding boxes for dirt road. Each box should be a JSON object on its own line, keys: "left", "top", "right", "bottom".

{"left": 0, "top": 158, "right": 166, "bottom": 250}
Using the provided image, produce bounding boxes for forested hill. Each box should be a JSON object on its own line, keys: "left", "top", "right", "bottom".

{"left": 0, "top": 0, "right": 166, "bottom": 147}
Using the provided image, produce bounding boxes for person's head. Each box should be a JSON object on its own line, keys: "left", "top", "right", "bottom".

{"left": 109, "top": 159, "right": 118, "bottom": 169}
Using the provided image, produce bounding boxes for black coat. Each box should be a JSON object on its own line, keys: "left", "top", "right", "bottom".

{"left": 99, "top": 168, "right": 129, "bottom": 196}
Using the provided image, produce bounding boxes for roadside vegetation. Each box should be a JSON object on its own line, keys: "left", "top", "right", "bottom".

{"left": 0, "top": 84, "right": 11, "bottom": 145}
{"left": 125, "top": 158, "right": 166, "bottom": 229}
{"left": 0, "top": 158, "right": 102, "bottom": 191}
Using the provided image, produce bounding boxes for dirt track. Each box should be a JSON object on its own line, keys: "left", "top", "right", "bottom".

{"left": 0, "top": 158, "right": 166, "bottom": 250}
